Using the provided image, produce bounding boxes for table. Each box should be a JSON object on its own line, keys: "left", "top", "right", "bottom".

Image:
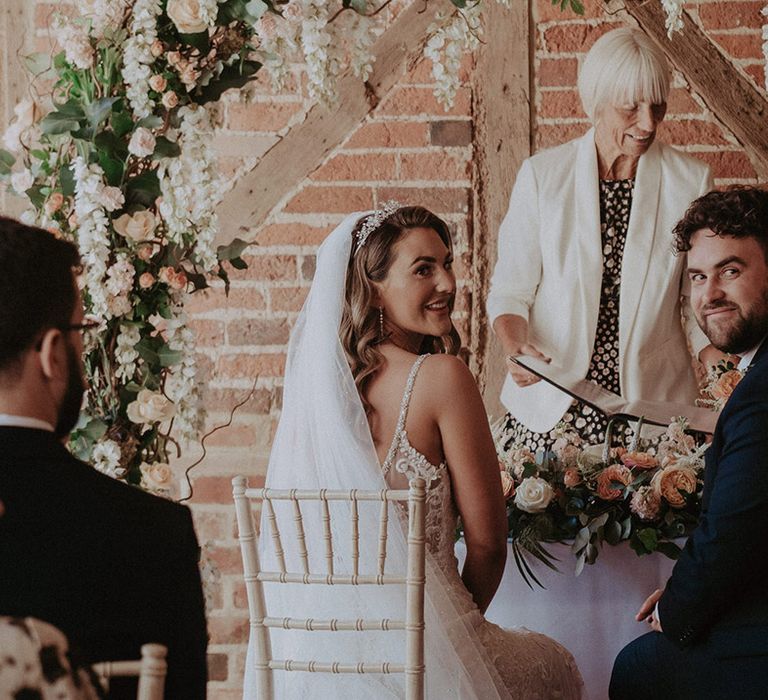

{"left": 456, "top": 540, "right": 676, "bottom": 700}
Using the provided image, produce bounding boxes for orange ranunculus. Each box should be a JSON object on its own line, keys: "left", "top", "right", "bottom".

{"left": 651, "top": 465, "right": 698, "bottom": 508}
{"left": 711, "top": 370, "right": 743, "bottom": 402}
{"left": 595, "top": 464, "right": 632, "bottom": 501}
{"left": 621, "top": 451, "right": 659, "bottom": 470}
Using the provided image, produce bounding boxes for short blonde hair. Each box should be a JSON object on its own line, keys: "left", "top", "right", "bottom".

{"left": 578, "top": 28, "right": 670, "bottom": 121}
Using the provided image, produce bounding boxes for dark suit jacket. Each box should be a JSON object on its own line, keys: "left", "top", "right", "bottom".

{"left": 659, "top": 340, "right": 768, "bottom": 659}
{"left": 0, "top": 427, "right": 208, "bottom": 699}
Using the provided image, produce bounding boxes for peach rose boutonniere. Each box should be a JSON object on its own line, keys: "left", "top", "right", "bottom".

{"left": 698, "top": 359, "right": 744, "bottom": 412}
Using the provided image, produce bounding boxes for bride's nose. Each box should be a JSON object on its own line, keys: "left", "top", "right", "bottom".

{"left": 435, "top": 267, "right": 456, "bottom": 294}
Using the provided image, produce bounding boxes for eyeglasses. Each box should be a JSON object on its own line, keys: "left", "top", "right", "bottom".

{"left": 59, "top": 318, "right": 102, "bottom": 346}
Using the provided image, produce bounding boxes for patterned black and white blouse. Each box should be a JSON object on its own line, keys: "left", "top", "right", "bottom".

{"left": 498, "top": 178, "right": 635, "bottom": 453}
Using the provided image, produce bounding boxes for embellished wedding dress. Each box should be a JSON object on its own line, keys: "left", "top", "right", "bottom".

{"left": 381, "top": 355, "right": 583, "bottom": 699}
{"left": 245, "top": 212, "right": 583, "bottom": 699}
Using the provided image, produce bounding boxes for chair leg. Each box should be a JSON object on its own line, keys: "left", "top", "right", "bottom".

{"left": 137, "top": 643, "right": 167, "bottom": 700}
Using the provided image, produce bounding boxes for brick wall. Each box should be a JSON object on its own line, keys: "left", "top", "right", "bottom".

{"left": 20, "top": 1, "right": 768, "bottom": 696}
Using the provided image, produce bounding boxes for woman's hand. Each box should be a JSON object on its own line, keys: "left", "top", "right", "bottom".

{"left": 493, "top": 314, "right": 551, "bottom": 387}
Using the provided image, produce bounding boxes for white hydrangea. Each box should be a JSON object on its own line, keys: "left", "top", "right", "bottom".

{"left": 51, "top": 15, "right": 95, "bottom": 70}
{"left": 254, "top": 14, "right": 296, "bottom": 91}
{"left": 164, "top": 304, "right": 205, "bottom": 444}
{"left": 123, "top": 0, "right": 162, "bottom": 119}
{"left": 297, "top": 0, "right": 343, "bottom": 105}
{"left": 115, "top": 323, "right": 142, "bottom": 381}
{"left": 92, "top": 439, "right": 125, "bottom": 479}
{"left": 424, "top": 6, "right": 481, "bottom": 108}
{"left": 347, "top": 10, "right": 375, "bottom": 82}
{"left": 157, "top": 105, "right": 221, "bottom": 270}
{"left": 77, "top": 0, "right": 131, "bottom": 38}
{"left": 661, "top": 0, "right": 684, "bottom": 37}
{"left": 105, "top": 253, "right": 136, "bottom": 319}
{"left": 71, "top": 157, "right": 115, "bottom": 322}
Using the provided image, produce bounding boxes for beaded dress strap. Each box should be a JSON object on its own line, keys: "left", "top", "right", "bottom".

{"left": 381, "top": 354, "right": 429, "bottom": 474}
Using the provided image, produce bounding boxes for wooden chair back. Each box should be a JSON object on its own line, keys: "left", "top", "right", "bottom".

{"left": 93, "top": 643, "right": 168, "bottom": 700}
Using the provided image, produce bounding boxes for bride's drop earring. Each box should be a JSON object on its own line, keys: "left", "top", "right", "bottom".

{"left": 379, "top": 306, "right": 385, "bottom": 340}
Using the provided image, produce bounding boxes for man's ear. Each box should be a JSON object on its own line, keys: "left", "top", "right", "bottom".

{"left": 37, "top": 328, "right": 67, "bottom": 382}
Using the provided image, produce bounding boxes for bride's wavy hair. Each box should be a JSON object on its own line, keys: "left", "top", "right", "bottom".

{"left": 340, "top": 205, "right": 462, "bottom": 408}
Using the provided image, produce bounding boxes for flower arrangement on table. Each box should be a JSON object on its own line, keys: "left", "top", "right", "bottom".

{"left": 499, "top": 417, "right": 709, "bottom": 587}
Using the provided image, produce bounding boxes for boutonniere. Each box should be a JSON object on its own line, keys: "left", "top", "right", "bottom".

{"left": 697, "top": 359, "right": 745, "bottom": 412}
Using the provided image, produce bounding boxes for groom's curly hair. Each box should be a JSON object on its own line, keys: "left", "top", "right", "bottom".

{"left": 340, "top": 205, "right": 461, "bottom": 410}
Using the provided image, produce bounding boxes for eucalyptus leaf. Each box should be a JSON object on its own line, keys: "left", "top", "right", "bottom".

{"left": 85, "top": 97, "right": 119, "bottom": 131}
{"left": 40, "top": 111, "right": 82, "bottom": 136}
{"left": 137, "top": 115, "right": 163, "bottom": 130}
{"left": 574, "top": 551, "right": 586, "bottom": 577}
{"left": 572, "top": 526, "right": 590, "bottom": 553}
{"left": 636, "top": 527, "right": 658, "bottom": 553}
{"left": 604, "top": 519, "right": 622, "bottom": 546}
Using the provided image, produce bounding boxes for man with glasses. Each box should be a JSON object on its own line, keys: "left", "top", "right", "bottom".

{"left": 0, "top": 217, "right": 208, "bottom": 699}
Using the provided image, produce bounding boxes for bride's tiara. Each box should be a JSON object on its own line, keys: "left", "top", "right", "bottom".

{"left": 354, "top": 200, "right": 402, "bottom": 252}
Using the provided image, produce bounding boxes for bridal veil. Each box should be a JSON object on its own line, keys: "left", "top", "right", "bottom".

{"left": 245, "top": 212, "right": 505, "bottom": 699}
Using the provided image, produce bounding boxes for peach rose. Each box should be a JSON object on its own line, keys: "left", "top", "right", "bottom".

{"left": 137, "top": 243, "right": 154, "bottom": 261}
{"left": 113, "top": 210, "right": 157, "bottom": 242}
{"left": 159, "top": 266, "right": 188, "bottom": 291}
{"left": 139, "top": 272, "right": 155, "bottom": 289}
{"left": 621, "top": 451, "right": 659, "bottom": 470}
{"left": 150, "top": 39, "right": 165, "bottom": 57}
{"left": 563, "top": 467, "right": 581, "bottom": 488}
{"left": 500, "top": 470, "right": 515, "bottom": 500}
{"left": 162, "top": 91, "right": 179, "bottom": 109}
{"left": 149, "top": 74, "right": 168, "bottom": 92}
{"left": 140, "top": 462, "right": 173, "bottom": 491}
{"left": 595, "top": 464, "right": 632, "bottom": 501}
{"left": 44, "top": 192, "right": 65, "bottom": 216}
{"left": 652, "top": 465, "right": 698, "bottom": 509}
{"left": 711, "top": 369, "right": 742, "bottom": 402}
{"left": 504, "top": 447, "right": 536, "bottom": 480}
{"left": 630, "top": 486, "right": 661, "bottom": 520}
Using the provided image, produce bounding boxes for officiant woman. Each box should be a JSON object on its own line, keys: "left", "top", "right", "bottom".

{"left": 489, "top": 27, "right": 717, "bottom": 454}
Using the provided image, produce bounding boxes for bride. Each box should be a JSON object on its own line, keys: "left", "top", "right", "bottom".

{"left": 246, "top": 204, "right": 583, "bottom": 699}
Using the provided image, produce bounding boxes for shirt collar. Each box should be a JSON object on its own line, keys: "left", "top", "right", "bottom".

{"left": 737, "top": 336, "right": 767, "bottom": 372}
{"left": 0, "top": 414, "right": 54, "bottom": 432}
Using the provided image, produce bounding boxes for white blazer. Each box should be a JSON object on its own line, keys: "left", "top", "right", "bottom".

{"left": 487, "top": 129, "right": 712, "bottom": 433}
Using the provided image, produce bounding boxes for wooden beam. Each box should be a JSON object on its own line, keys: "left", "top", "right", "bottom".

{"left": 216, "top": 0, "right": 456, "bottom": 242}
{"left": 470, "top": 0, "right": 531, "bottom": 412}
{"left": 623, "top": 0, "right": 768, "bottom": 179}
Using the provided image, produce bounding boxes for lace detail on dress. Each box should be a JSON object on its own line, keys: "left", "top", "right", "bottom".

{"left": 379, "top": 354, "right": 584, "bottom": 699}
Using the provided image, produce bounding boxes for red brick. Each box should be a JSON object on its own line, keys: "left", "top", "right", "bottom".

{"left": 657, "top": 119, "right": 730, "bottom": 146}
{"left": 203, "top": 689, "right": 243, "bottom": 700}
{"left": 311, "top": 153, "right": 397, "bottom": 181}
{"left": 535, "top": 122, "right": 590, "bottom": 150}
{"left": 538, "top": 57, "right": 579, "bottom": 87}
{"left": 535, "top": 0, "right": 606, "bottom": 22}
{"left": 345, "top": 122, "right": 429, "bottom": 148}
{"left": 270, "top": 286, "right": 309, "bottom": 312}
{"left": 191, "top": 510, "right": 235, "bottom": 541}
{"left": 538, "top": 89, "right": 587, "bottom": 119}
{"left": 429, "top": 120, "right": 472, "bottom": 147}
{"left": 232, "top": 580, "right": 248, "bottom": 609}
{"left": 204, "top": 423, "right": 261, "bottom": 448}
{"left": 257, "top": 223, "right": 332, "bottom": 247}
{"left": 743, "top": 63, "right": 766, "bottom": 88}
{"left": 376, "top": 187, "right": 470, "bottom": 214}
{"left": 248, "top": 67, "right": 301, "bottom": 96}
{"left": 237, "top": 254, "right": 297, "bottom": 282}
{"left": 541, "top": 22, "right": 623, "bottom": 54}
{"left": 710, "top": 32, "right": 763, "bottom": 60}
{"left": 191, "top": 474, "right": 264, "bottom": 505}
{"left": 227, "top": 318, "right": 292, "bottom": 346}
{"left": 226, "top": 101, "right": 303, "bottom": 131}
{"left": 698, "top": 1, "right": 765, "bottom": 30}
{"left": 695, "top": 150, "right": 757, "bottom": 179}
{"left": 201, "top": 387, "right": 274, "bottom": 415}
{"left": 208, "top": 615, "right": 249, "bottom": 644}
{"left": 216, "top": 353, "right": 287, "bottom": 378}
{"left": 284, "top": 185, "right": 374, "bottom": 213}
{"left": 666, "top": 88, "right": 703, "bottom": 116}
{"left": 189, "top": 319, "right": 225, "bottom": 347}
{"left": 400, "top": 152, "right": 471, "bottom": 181}
{"left": 187, "top": 288, "right": 267, "bottom": 314}
{"left": 378, "top": 86, "right": 471, "bottom": 117}
{"left": 207, "top": 653, "right": 228, "bottom": 682}
{"left": 207, "top": 545, "right": 244, "bottom": 575}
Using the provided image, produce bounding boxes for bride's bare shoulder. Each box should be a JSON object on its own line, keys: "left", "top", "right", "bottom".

{"left": 419, "top": 353, "right": 478, "bottom": 392}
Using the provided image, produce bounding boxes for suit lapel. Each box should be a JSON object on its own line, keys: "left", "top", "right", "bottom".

{"left": 574, "top": 128, "right": 604, "bottom": 350}
{"left": 618, "top": 141, "right": 662, "bottom": 362}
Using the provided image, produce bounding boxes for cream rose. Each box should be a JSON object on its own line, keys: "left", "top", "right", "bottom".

{"left": 113, "top": 210, "right": 157, "bottom": 242}
{"left": 128, "top": 127, "right": 156, "bottom": 158}
{"left": 162, "top": 91, "right": 179, "bottom": 110}
{"left": 139, "top": 272, "right": 155, "bottom": 289}
{"left": 505, "top": 447, "right": 536, "bottom": 480}
{"left": 140, "top": 462, "right": 173, "bottom": 491}
{"left": 101, "top": 185, "right": 124, "bottom": 212}
{"left": 514, "top": 477, "right": 554, "bottom": 514}
{"left": 652, "top": 465, "right": 698, "bottom": 509}
{"left": 167, "top": 0, "right": 209, "bottom": 34}
{"left": 595, "top": 464, "right": 632, "bottom": 501}
{"left": 149, "top": 74, "right": 168, "bottom": 92}
{"left": 126, "top": 389, "right": 175, "bottom": 425}
{"left": 630, "top": 486, "right": 662, "bottom": 520}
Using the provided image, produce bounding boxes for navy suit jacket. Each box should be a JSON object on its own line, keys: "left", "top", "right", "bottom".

{"left": 659, "top": 340, "right": 768, "bottom": 657}
{"left": 0, "top": 427, "right": 208, "bottom": 699}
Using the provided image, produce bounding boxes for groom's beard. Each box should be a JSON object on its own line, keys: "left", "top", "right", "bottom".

{"left": 54, "top": 343, "right": 86, "bottom": 440}
{"left": 697, "top": 286, "right": 768, "bottom": 355}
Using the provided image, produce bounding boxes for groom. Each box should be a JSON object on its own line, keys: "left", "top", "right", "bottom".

{"left": 0, "top": 217, "right": 207, "bottom": 698}
{"left": 610, "top": 187, "right": 768, "bottom": 699}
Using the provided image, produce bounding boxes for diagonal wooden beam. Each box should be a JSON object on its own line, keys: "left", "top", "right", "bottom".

{"left": 217, "top": 0, "right": 455, "bottom": 242}
{"left": 622, "top": 0, "right": 768, "bottom": 179}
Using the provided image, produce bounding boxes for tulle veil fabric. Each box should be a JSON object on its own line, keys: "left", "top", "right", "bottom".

{"left": 244, "top": 213, "right": 505, "bottom": 699}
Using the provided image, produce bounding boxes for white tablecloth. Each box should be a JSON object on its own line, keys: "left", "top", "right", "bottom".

{"left": 456, "top": 540, "right": 676, "bottom": 700}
